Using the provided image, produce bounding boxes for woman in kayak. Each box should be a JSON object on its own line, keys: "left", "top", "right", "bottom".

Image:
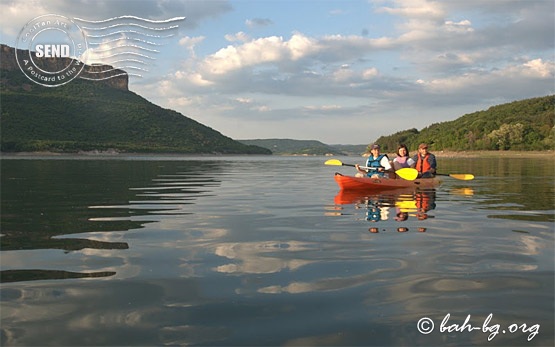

{"left": 355, "top": 144, "right": 392, "bottom": 178}
{"left": 391, "top": 144, "right": 415, "bottom": 171}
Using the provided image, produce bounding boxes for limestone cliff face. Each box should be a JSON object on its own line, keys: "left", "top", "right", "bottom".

{"left": 0, "top": 44, "right": 128, "bottom": 91}
{"left": 0, "top": 44, "right": 18, "bottom": 70}
{"left": 80, "top": 64, "right": 129, "bottom": 91}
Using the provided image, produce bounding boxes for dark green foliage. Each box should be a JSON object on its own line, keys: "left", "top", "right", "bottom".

{"left": 239, "top": 139, "right": 346, "bottom": 155}
{"left": 0, "top": 69, "right": 271, "bottom": 154}
{"left": 373, "top": 95, "right": 554, "bottom": 151}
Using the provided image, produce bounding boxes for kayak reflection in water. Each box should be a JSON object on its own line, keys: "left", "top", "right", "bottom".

{"left": 350, "top": 189, "right": 436, "bottom": 231}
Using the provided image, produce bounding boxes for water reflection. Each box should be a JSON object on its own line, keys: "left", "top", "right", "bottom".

{"left": 0, "top": 159, "right": 220, "bottom": 283}
{"left": 332, "top": 188, "right": 438, "bottom": 233}
{"left": 468, "top": 157, "right": 554, "bottom": 222}
{"left": 1, "top": 156, "right": 553, "bottom": 346}
{"left": 1, "top": 269, "right": 117, "bottom": 283}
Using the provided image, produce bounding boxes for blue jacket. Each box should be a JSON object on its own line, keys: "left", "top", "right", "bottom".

{"left": 366, "top": 154, "right": 388, "bottom": 177}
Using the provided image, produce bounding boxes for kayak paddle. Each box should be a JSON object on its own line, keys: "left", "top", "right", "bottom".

{"left": 436, "top": 173, "right": 474, "bottom": 180}
{"left": 324, "top": 159, "right": 418, "bottom": 181}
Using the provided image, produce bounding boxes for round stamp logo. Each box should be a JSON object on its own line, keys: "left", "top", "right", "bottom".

{"left": 15, "top": 14, "right": 88, "bottom": 87}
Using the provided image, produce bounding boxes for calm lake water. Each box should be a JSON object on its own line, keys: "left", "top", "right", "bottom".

{"left": 1, "top": 155, "right": 554, "bottom": 346}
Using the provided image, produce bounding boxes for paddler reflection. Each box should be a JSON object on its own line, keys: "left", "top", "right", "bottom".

{"left": 336, "top": 188, "right": 437, "bottom": 232}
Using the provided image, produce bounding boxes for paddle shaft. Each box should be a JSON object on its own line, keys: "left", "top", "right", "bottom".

{"left": 435, "top": 173, "right": 474, "bottom": 180}
{"left": 341, "top": 163, "right": 381, "bottom": 171}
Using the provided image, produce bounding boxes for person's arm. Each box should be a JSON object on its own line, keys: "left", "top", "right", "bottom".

{"left": 410, "top": 155, "right": 418, "bottom": 168}
{"left": 428, "top": 154, "right": 437, "bottom": 174}
{"left": 381, "top": 155, "right": 392, "bottom": 171}
{"left": 355, "top": 164, "right": 368, "bottom": 174}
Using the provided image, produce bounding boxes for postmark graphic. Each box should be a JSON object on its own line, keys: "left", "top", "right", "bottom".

{"left": 74, "top": 16, "right": 185, "bottom": 81}
{"left": 15, "top": 14, "right": 88, "bottom": 87}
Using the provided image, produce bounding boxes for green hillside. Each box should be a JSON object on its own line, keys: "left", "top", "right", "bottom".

{"left": 239, "top": 139, "right": 345, "bottom": 155}
{"left": 373, "top": 95, "right": 555, "bottom": 152}
{"left": 0, "top": 69, "right": 270, "bottom": 154}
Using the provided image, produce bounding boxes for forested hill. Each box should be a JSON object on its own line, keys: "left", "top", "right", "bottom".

{"left": 374, "top": 95, "right": 554, "bottom": 152}
{"left": 0, "top": 44, "right": 270, "bottom": 154}
{"left": 238, "top": 139, "right": 345, "bottom": 155}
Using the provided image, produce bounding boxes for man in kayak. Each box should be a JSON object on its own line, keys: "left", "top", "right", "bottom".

{"left": 412, "top": 143, "right": 437, "bottom": 178}
{"left": 355, "top": 144, "right": 392, "bottom": 178}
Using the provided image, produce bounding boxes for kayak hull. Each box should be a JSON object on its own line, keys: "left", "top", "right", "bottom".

{"left": 334, "top": 173, "right": 441, "bottom": 191}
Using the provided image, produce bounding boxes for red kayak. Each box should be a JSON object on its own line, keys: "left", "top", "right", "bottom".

{"left": 334, "top": 173, "right": 441, "bottom": 191}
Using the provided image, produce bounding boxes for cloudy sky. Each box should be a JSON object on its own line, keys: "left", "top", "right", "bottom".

{"left": 1, "top": 0, "right": 553, "bottom": 144}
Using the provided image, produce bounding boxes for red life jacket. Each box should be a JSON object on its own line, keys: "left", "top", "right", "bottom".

{"left": 416, "top": 154, "right": 432, "bottom": 173}
{"left": 416, "top": 192, "right": 431, "bottom": 211}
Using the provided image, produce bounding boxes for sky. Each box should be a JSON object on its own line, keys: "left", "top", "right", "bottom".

{"left": 1, "top": 0, "right": 553, "bottom": 145}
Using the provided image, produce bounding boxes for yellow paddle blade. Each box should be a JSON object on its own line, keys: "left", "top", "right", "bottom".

{"left": 324, "top": 159, "right": 343, "bottom": 166}
{"left": 450, "top": 174, "right": 474, "bottom": 180}
{"left": 395, "top": 168, "right": 419, "bottom": 181}
{"left": 450, "top": 188, "right": 474, "bottom": 196}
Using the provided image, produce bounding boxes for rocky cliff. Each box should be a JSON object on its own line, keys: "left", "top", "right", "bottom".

{"left": 0, "top": 44, "right": 128, "bottom": 91}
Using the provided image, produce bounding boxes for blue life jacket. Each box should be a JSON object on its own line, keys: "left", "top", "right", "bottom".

{"left": 365, "top": 154, "right": 388, "bottom": 177}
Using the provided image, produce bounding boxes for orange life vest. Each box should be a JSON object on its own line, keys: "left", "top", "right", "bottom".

{"left": 415, "top": 154, "right": 432, "bottom": 173}
{"left": 416, "top": 192, "right": 431, "bottom": 211}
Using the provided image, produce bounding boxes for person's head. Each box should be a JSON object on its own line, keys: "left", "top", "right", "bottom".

{"left": 395, "top": 211, "right": 409, "bottom": 221}
{"left": 397, "top": 144, "right": 409, "bottom": 157}
{"left": 368, "top": 144, "right": 380, "bottom": 156}
{"left": 395, "top": 212, "right": 409, "bottom": 222}
{"left": 418, "top": 143, "right": 429, "bottom": 155}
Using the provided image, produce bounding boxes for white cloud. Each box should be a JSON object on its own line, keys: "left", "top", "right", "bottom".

{"left": 304, "top": 105, "right": 342, "bottom": 111}
{"left": 375, "top": 0, "right": 445, "bottom": 20}
{"left": 235, "top": 97, "right": 252, "bottom": 104}
{"left": 362, "top": 68, "right": 379, "bottom": 79}
{"left": 167, "top": 96, "right": 200, "bottom": 107}
{"left": 199, "top": 33, "right": 319, "bottom": 76}
{"left": 522, "top": 59, "right": 553, "bottom": 78}
{"left": 444, "top": 19, "right": 474, "bottom": 33}
{"left": 418, "top": 59, "right": 555, "bottom": 94}
{"left": 224, "top": 31, "right": 250, "bottom": 42}
{"left": 179, "top": 36, "right": 205, "bottom": 47}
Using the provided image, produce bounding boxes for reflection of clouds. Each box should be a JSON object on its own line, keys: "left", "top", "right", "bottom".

{"left": 258, "top": 258, "right": 407, "bottom": 294}
{"left": 518, "top": 233, "right": 545, "bottom": 256}
{"left": 0, "top": 278, "right": 238, "bottom": 346}
{"left": 160, "top": 325, "right": 230, "bottom": 345}
{"left": 213, "top": 241, "right": 313, "bottom": 274}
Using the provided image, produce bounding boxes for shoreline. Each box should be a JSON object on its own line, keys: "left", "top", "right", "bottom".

{"left": 431, "top": 150, "right": 554, "bottom": 158}
{"left": 359, "top": 150, "right": 554, "bottom": 159}
{"left": 0, "top": 151, "right": 272, "bottom": 157}
{"left": 1, "top": 150, "right": 553, "bottom": 159}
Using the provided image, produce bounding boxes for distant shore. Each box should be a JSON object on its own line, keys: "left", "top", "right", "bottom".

{"left": 431, "top": 150, "right": 554, "bottom": 158}
{"left": 356, "top": 150, "right": 554, "bottom": 159}
{"left": 1, "top": 149, "right": 553, "bottom": 159}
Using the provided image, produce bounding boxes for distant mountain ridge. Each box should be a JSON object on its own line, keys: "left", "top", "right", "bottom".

{"left": 238, "top": 139, "right": 368, "bottom": 156}
{"left": 244, "top": 96, "right": 554, "bottom": 155}
{"left": 238, "top": 139, "right": 346, "bottom": 155}
{"left": 0, "top": 44, "right": 270, "bottom": 154}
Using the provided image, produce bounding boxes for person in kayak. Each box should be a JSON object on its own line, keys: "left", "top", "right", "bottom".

{"left": 355, "top": 144, "right": 392, "bottom": 178}
{"left": 411, "top": 143, "right": 437, "bottom": 178}
{"left": 392, "top": 144, "right": 415, "bottom": 170}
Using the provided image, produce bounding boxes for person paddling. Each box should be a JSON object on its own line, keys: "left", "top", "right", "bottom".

{"left": 412, "top": 143, "right": 436, "bottom": 178}
{"left": 355, "top": 144, "right": 392, "bottom": 178}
